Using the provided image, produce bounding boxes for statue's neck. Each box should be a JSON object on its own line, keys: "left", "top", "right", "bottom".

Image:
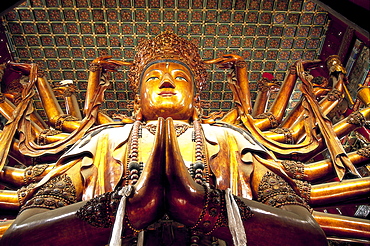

{"left": 144, "top": 119, "right": 192, "bottom": 125}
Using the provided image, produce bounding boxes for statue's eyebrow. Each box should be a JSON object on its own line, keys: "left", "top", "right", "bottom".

{"left": 144, "top": 69, "right": 163, "bottom": 74}
{"left": 145, "top": 68, "right": 189, "bottom": 75}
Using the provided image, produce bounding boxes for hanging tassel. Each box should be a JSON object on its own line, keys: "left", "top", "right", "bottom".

{"left": 225, "top": 188, "right": 247, "bottom": 246}
{"left": 109, "top": 185, "right": 134, "bottom": 246}
{"left": 137, "top": 231, "right": 144, "bottom": 246}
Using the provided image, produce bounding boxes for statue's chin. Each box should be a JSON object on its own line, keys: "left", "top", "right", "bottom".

{"left": 142, "top": 109, "right": 194, "bottom": 122}
{"left": 141, "top": 103, "right": 195, "bottom": 121}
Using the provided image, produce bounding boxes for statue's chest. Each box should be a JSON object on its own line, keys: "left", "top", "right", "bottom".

{"left": 139, "top": 127, "right": 196, "bottom": 168}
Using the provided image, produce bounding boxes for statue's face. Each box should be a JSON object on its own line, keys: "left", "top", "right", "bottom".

{"left": 139, "top": 61, "right": 195, "bottom": 121}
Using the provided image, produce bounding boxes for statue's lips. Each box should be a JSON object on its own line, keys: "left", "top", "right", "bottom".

{"left": 158, "top": 91, "right": 176, "bottom": 97}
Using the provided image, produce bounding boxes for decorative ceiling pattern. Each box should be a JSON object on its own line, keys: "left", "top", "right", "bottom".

{"left": 1, "top": 0, "right": 329, "bottom": 117}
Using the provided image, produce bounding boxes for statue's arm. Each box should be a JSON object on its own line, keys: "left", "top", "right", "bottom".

{"left": 165, "top": 117, "right": 327, "bottom": 246}
{"left": 83, "top": 56, "right": 132, "bottom": 117}
{"left": 0, "top": 202, "right": 112, "bottom": 246}
{"left": 166, "top": 174, "right": 327, "bottom": 246}
{"left": 2, "top": 118, "right": 166, "bottom": 246}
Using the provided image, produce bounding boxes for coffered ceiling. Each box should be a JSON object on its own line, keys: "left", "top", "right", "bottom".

{"left": 1, "top": 0, "right": 330, "bottom": 117}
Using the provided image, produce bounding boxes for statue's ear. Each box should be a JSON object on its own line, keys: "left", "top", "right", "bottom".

{"left": 134, "top": 94, "right": 143, "bottom": 121}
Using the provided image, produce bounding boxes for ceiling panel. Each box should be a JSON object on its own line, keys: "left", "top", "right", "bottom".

{"left": 1, "top": 0, "right": 329, "bottom": 117}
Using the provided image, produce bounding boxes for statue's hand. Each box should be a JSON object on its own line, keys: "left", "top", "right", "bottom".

{"left": 296, "top": 60, "right": 310, "bottom": 83}
{"left": 165, "top": 117, "right": 205, "bottom": 226}
{"left": 204, "top": 54, "right": 244, "bottom": 69}
{"left": 294, "top": 59, "right": 322, "bottom": 70}
{"left": 91, "top": 56, "right": 133, "bottom": 72}
{"left": 125, "top": 118, "right": 166, "bottom": 230}
{"left": 7, "top": 61, "right": 32, "bottom": 75}
{"left": 296, "top": 61, "right": 316, "bottom": 97}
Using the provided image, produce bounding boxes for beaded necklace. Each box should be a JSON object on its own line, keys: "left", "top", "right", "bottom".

{"left": 125, "top": 120, "right": 142, "bottom": 185}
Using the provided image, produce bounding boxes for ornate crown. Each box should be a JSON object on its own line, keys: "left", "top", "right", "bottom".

{"left": 128, "top": 32, "right": 208, "bottom": 93}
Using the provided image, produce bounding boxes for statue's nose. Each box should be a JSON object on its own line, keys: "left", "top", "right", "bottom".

{"left": 159, "top": 73, "right": 176, "bottom": 89}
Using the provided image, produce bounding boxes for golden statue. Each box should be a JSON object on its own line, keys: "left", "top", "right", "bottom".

{"left": 0, "top": 32, "right": 369, "bottom": 245}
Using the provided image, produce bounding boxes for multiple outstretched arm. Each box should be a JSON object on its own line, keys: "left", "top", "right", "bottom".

{"left": 0, "top": 117, "right": 328, "bottom": 246}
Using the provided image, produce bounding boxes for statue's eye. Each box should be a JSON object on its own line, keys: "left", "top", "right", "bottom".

{"left": 175, "top": 76, "right": 187, "bottom": 81}
{"left": 146, "top": 77, "right": 159, "bottom": 82}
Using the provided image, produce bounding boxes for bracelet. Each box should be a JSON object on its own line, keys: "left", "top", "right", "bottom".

{"left": 255, "top": 112, "right": 279, "bottom": 128}
{"left": 89, "top": 63, "right": 102, "bottom": 72}
{"left": 37, "top": 129, "right": 62, "bottom": 145}
{"left": 204, "top": 189, "right": 227, "bottom": 235}
{"left": 357, "top": 146, "right": 370, "bottom": 158}
{"left": 54, "top": 114, "right": 79, "bottom": 131}
{"left": 326, "top": 89, "right": 342, "bottom": 101}
{"left": 271, "top": 128, "right": 294, "bottom": 144}
{"left": 76, "top": 189, "right": 121, "bottom": 228}
{"left": 23, "top": 164, "right": 49, "bottom": 185}
{"left": 281, "top": 160, "right": 306, "bottom": 179}
{"left": 235, "top": 60, "right": 247, "bottom": 68}
{"left": 20, "top": 174, "right": 77, "bottom": 212}
{"left": 346, "top": 111, "right": 366, "bottom": 127}
{"left": 191, "top": 186, "right": 253, "bottom": 235}
{"left": 258, "top": 172, "right": 311, "bottom": 211}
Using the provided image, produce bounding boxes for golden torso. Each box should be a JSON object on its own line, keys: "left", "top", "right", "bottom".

{"left": 62, "top": 120, "right": 265, "bottom": 201}
{"left": 139, "top": 121, "right": 197, "bottom": 168}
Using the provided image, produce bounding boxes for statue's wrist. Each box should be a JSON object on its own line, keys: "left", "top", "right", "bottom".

{"left": 190, "top": 186, "right": 253, "bottom": 235}
{"left": 89, "top": 62, "right": 103, "bottom": 72}
{"left": 75, "top": 190, "right": 122, "bottom": 228}
{"left": 235, "top": 60, "right": 247, "bottom": 68}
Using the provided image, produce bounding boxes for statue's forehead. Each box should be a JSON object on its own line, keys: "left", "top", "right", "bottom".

{"left": 142, "top": 59, "right": 193, "bottom": 74}
{"left": 143, "top": 61, "right": 191, "bottom": 72}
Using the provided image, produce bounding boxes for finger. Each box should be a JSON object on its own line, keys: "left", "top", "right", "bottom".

{"left": 112, "top": 60, "right": 133, "bottom": 66}
{"left": 204, "top": 57, "right": 224, "bottom": 64}
{"left": 101, "top": 55, "right": 113, "bottom": 60}
{"left": 223, "top": 54, "right": 243, "bottom": 60}
{"left": 304, "top": 59, "right": 322, "bottom": 69}
{"left": 222, "top": 54, "right": 234, "bottom": 58}
{"left": 304, "top": 59, "right": 322, "bottom": 65}
{"left": 165, "top": 117, "right": 200, "bottom": 192}
{"left": 135, "top": 117, "right": 165, "bottom": 190}
{"left": 165, "top": 117, "right": 205, "bottom": 225}
{"left": 126, "top": 118, "right": 166, "bottom": 228}
{"left": 92, "top": 56, "right": 112, "bottom": 63}
{"left": 7, "top": 62, "right": 32, "bottom": 74}
{"left": 296, "top": 61, "right": 303, "bottom": 73}
{"left": 310, "top": 59, "right": 322, "bottom": 63}
{"left": 165, "top": 117, "right": 185, "bottom": 178}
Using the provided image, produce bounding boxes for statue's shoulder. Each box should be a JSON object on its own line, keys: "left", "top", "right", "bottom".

{"left": 62, "top": 123, "right": 133, "bottom": 158}
{"left": 204, "top": 122, "right": 269, "bottom": 155}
